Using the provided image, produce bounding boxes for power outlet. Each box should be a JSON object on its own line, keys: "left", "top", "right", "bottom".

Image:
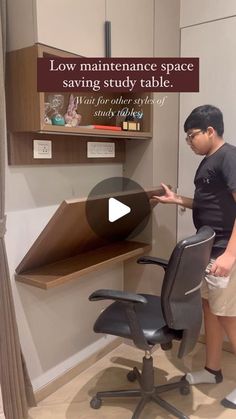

{"left": 87, "top": 142, "right": 115, "bottom": 158}
{"left": 33, "top": 140, "right": 52, "bottom": 159}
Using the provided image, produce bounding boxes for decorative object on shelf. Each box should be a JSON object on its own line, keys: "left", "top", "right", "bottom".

{"left": 64, "top": 94, "right": 82, "bottom": 127}
{"left": 122, "top": 110, "right": 143, "bottom": 131}
{"left": 80, "top": 124, "right": 121, "bottom": 131}
{"left": 48, "top": 94, "right": 65, "bottom": 126}
{"left": 134, "top": 109, "right": 144, "bottom": 122}
{"left": 122, "top": 120, "right": 140, "bottom": 131}
{"left": 43, "top": 102, "right": 52, "bottom": 125}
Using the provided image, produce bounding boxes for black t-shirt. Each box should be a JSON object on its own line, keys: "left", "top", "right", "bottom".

{"left": 193, "top": 142, "right": 236, "bottom": 258}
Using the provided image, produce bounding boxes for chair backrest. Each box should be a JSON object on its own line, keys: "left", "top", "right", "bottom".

{"left": 161, "top": 226, "right": 215, "bottom": 358}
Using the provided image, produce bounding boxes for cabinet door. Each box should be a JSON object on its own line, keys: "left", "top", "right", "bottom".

{"left": 180, "top": 0, "right": 236, "bottom": 27}
{"left": 106, "top": 0, "right": 154, "bottom": 57}
{"left": 178, "top": 16, "right": 236, "bottom": 241}
{"left": 35, "top": 0, "right": 106, "bottom": 56}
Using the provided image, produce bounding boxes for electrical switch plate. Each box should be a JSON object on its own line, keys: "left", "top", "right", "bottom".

{"left": 33, "top": 140, "right": 52, "bottom": 159}
{"left": 87, "top": 142, "right": 115, "bottom": 158}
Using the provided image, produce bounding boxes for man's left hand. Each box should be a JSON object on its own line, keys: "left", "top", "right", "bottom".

{"left": 211, "top": 252, "right": 236, "bottom": 276}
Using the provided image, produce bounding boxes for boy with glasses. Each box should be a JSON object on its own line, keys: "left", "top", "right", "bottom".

{"left": 152, "top": 104, "right": 236, "bottom": 409}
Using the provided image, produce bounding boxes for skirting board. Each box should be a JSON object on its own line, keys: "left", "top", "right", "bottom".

{"left": 199, "top": 334, "right": 233, "bottom": 353}
{"left": 34, "top": 336, "right": 122, "bottom": 402}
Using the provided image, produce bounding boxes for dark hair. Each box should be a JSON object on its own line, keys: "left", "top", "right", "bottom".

{"left": 184, "top": 105, "right": 224, "bottom": 136}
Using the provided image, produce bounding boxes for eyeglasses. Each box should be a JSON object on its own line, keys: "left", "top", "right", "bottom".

{"left": 185, "top": 130, "right": 204, "bottom": 143}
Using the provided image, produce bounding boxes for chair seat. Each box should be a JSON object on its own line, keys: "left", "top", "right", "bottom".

{"left": 94, "top": 294, "right": 182, "bottom": 345}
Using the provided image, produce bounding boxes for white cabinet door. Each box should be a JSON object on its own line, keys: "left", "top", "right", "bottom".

{"left": 106, "top": 0, "right": 154, "bottom": 57}
{"left": 181, "top": 0, "right": 236, "bottom": 28}
{"left": 35, "top": 0, "right": 106, "bottom": 56}
{"left": 178, "top": 16, "right": 236, "bottom": 241}
{"left": 35, "top": 0, "right": 154, "bottom": 57}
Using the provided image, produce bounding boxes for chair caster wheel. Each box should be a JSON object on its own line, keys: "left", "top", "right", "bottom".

{"left": 90, "top": 396, "right": 102, "bottom": 409}
{"left": 180, "top": 376, "right": 190, "bottom": 395}
{"left": 127, "top": 370, "right": 137, "bottom": 382}
{"left": 180, "top": 385, "right": 190, "bottom": 395}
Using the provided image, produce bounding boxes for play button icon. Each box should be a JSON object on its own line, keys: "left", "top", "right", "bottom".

{"left": 85, "top": 177, "right": 163, "bottom": 242}
{"left": 108, "top": 198, "right": 131, "bottom": 222}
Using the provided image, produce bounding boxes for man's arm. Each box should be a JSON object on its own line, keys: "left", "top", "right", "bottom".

{"left": 175, "top": 195, "right": 193, "bottom": 209}
{"left": 211, "top": 191, "right": 236, "bottom": 277}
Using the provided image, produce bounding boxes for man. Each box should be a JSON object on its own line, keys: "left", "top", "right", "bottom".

{"left": 152, "top": 105, "right": 236, "bottom": 409}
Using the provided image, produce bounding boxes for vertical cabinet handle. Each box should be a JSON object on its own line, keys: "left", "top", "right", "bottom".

{"left": 105, "top": 21, "right": 111, "bottom": 57}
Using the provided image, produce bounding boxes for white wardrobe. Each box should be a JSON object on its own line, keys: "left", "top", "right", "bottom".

{"left": 178, "top": 2, "right": 236, "bottom": 240}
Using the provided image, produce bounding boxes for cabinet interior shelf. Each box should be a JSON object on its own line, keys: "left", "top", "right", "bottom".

{"left": 39, "top": 125, "right": 152, "bottom": 140}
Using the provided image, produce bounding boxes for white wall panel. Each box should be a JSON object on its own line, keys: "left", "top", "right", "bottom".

{"left": 181, "top": 0, "right": 236, "bottom": 28}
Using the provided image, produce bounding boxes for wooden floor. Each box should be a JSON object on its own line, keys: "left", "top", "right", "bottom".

{"left": 29, "top": 342, "right": 236, "bottom": 418}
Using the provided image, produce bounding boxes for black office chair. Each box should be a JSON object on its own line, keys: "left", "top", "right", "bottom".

{"left": 89, "top": 226, "right": 215, "bottom": 419}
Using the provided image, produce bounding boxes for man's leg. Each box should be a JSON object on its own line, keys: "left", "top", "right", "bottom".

{"left": 218, "top": 316, "right": 236, "bottom": 354}
{"left": 203, "top": 299, "right": 225, "bottom": 369}
{"left": 185, "top": 263, "right": 236, "bottom": 409}
{"left": 185, "top": 299, "right": 224, "bottom": 384}
{"left": 218, "top": 316, "right": 236, "bottom": 409}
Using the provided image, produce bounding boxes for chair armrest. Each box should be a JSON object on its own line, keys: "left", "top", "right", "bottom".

{"left": 89, "top": 289, "right": 150, "bottom": 351}
{"left": 137, "top": 256, "right": 168, "bottom": 270}
{"left": 89, "top": 289, "right": 147, "bottom": 304}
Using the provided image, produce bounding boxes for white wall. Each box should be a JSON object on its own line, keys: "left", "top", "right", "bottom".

{"left": 180, "top": 0, "right": 236, "bottom": 27}
{"left": 5, "top": 165, "right": 123, "bottom": 390}
{"left": 6, "top": 205, "right": 122, "bottom": 387}
{"left": 5, "top": 0, "right": 124, "bottom": 389}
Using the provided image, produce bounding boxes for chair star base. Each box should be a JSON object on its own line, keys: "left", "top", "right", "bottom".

{"left": 90, "top": 355, "right": 190, "bottom": 419}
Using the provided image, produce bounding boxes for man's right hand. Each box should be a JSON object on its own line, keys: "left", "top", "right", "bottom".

{"left": 152, "top": 183, "right": 178, "bottom": 204}
{"left": 151, "top": 183, "right": 193, "bottom": 209}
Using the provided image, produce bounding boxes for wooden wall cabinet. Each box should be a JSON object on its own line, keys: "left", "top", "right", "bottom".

{"left": 6, "top": 44, "right": 153, "bottom": 165}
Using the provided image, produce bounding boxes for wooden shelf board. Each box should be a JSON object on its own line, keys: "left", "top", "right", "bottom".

{"left": 39, "top": 125, "right": 152, "bottom": 139}
{"left": 14, "top": 190, "right": 164, "bottom": 290}
{"left": 15, "top": 241, "right": 151, "bottom": 290}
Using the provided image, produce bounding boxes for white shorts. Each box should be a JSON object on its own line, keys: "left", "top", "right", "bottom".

{"left": 201, "top": 259, "right": 236, "bottom": 316}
